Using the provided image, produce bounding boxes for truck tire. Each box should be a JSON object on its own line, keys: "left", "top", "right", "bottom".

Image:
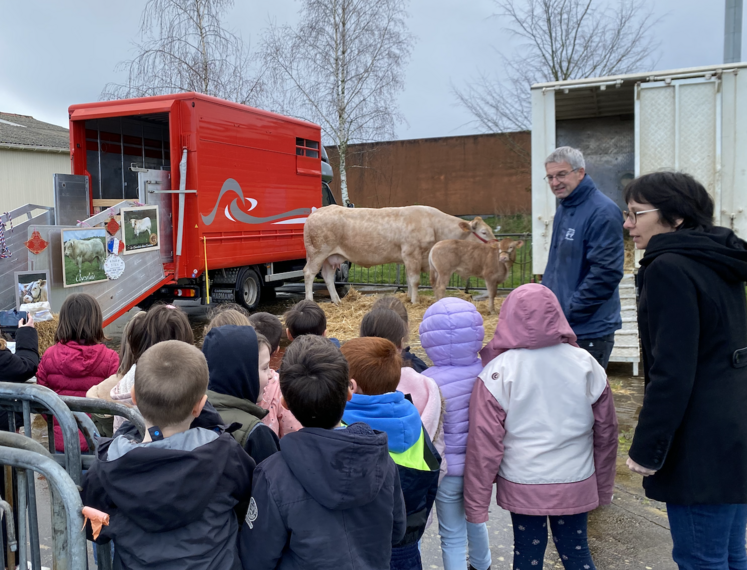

{"left": 238, "top": 268, "right": 262, "bottom": 311}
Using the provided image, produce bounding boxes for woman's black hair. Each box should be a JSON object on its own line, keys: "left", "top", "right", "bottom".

{"left": 623, "top": 171, "right": 714, "bottom": 231}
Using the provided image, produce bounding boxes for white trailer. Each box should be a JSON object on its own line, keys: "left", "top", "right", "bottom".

{"left": 530, "top": 62, "right": 747, "bottom": 373}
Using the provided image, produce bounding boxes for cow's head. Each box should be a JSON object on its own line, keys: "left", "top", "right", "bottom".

{"left": 63, "top": 240, "right": 73, "bottom": 257}
{"left": 459, "top": 216, "right": 495, "bottom": 243}
{"left": 30, "top": 280, "right": 46, "bottom": 301}
{"left": 131, "top": 219, "right": 137, "bottom": 228}
{"left": 498, "top": 239, "right": 524, "bottom": 263}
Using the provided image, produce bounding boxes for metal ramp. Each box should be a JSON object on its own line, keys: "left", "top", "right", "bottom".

{"left": 0, "top": 201, "right": 170, "bottom": 324}
{"left": 610, "top": 273, "right": 641, "bottom": 375}
{"left": 0, "top": 205, "right": 55, "bottom": 311}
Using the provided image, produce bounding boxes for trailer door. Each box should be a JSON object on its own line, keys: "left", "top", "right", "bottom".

{"left": 531, "top": 87, "right": 557, "bottom": 274}
{"left": 635, "top": 76, "right": 722, "bottom": 215}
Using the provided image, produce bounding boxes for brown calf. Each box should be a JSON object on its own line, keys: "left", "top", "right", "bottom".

{"left": 429, "top": 238, "right": 524, "bottom": 313}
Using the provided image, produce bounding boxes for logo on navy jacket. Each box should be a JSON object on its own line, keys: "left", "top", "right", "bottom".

{"left": 564, "top": 228, "right": 576, "bottom": 241}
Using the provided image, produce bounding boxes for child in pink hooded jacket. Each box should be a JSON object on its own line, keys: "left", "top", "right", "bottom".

{"left": 464, "top": 284, "right": 618, "bottom": 570}
{"left": 37, "top": 294, "right": 119, "bottom": 452}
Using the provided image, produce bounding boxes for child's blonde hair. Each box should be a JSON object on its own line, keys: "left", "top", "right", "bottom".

{"left": 203, "top": 304, "right": 252, "bottom": 338}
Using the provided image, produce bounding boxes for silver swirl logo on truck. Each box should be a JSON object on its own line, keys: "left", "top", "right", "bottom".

{"left": 201, "top": 178, "right": 312, "bottom": 226}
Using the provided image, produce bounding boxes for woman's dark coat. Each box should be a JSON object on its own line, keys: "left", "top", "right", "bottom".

{"left": 629, "top": 227, "right": 747, "bottom": 504}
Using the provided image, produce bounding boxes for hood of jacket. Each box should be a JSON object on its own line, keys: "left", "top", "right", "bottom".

{"left": 46, "top": 342, "right": 112, "bottom": 377}
{"left": 480, "top": 283, "right": 577, "bottom": 366}
{"left": 202, "top": 325, "right": 260, "bottom": 403}
{"left": 343, "top": 392, "right": 422, "bottom": 453}
{"left": 641, "top": 227, "right": 747, "bottom": 283}
{"left": 279, "top": 422, "right": 392, "bottom": 510}
{"left": 420, "top": 298, "right": 484, "bottom": 367}
{"left": 95, "top": 428, "right": 235, "bottom": 532}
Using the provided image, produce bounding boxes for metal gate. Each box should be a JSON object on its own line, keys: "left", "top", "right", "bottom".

{"left": 344, "top": 234, "right": 532, "bottom": 292}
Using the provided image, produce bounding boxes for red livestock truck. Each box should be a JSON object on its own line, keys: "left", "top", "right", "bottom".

{"left": 0, "top": 93, "right": 339, "bottom": 326}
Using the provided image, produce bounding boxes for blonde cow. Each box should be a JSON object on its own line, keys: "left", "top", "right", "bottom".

{"left": 303, "top": 205, "right": 496, "bottom": 304}
{"left": 429, "top": 237, "right": 524, "bottom": 313}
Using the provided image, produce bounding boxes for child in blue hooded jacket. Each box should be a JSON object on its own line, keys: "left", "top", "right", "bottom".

{"left": 342, "top": 337, "right": 442, "bottom": 570}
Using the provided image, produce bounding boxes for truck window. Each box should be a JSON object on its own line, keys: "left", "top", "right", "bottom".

{"left": 322, "top": 182, "right": 336, "bottom": 206}
{"left": 296, "top": 137, "right": 320, "bottom": 159}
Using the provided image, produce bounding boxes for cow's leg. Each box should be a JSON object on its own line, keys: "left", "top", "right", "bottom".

{"left": 303, "top": 256, "right": 325, "bottom": 301}
{"left": 402, "top": 259, "right": 421, "bottom": 304}
{"left": 320, "top": 260, "right": 341, "bottom": 304}
{"left": 434, "top": 268, "right": 449, "bottom": 301}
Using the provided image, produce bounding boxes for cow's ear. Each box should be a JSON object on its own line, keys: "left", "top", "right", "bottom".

{"left": 458, "top": 221, "right": 471, "bottom": 232}
{"left": 515, "top": 241, "right": 524, "bottom": 249}
{"left": 490, "top": 241, "right": 499, "bottom": 249}
{"left": 40, "top": 280, "right": 47, "bottom": 286}
{"left": 469, "top": 217, "right": 483, "bottom": 229}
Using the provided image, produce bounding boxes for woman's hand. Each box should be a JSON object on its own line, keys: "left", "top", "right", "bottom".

{"left": 626, "top": 457, "right": 657, "bottom": 476}
{"left": 18, "top": 315, "right": 35, "bottom": 328}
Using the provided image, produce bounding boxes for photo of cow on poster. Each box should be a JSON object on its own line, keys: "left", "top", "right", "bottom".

{"left": 14, "top": 270, "right": 53, "bottom": 321}
{"left": 121, "top": 205, "right": 160, "bottom": 255}
{"left": 61, "top": 228, "right": 108, "bottom": 287}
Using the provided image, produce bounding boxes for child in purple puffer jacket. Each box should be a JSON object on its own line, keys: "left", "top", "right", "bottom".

{"left": 420, "top": 298, "right": 491, "bottom": 570}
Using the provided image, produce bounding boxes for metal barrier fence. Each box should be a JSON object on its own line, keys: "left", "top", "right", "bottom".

{"left": 343, "top": 233, "right": 533, "bottom": 292}
{"left": 0, "top": 382, "right": 145, "bottom": 569}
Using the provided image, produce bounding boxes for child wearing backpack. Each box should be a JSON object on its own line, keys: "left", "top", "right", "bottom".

{"left": 202, "top": 325, "right": 280, "bottom": 464}
{"left": 37, "top": 293, "right": 119, "bottom": 452}
{"left": 240, "top": 335, "right": 406, "bottom": 569}
{"left": 464, "top": 284, "right": 618, "bottom": 570}
{"left": 419, "top": 297, "right": 491, "bottom": 570}
{"left": 342, "top": 337, "right": 441, "bottom": 570}
{"left": 82, "top": 340, "right": 255, "bottom": 569}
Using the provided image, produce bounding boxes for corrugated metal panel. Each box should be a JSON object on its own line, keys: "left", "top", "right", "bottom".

{"left": 0, "top": 149, "right": 70, "bottom": 212}
{"left": 718, "top": 70, "right": 747, "bottom": 237}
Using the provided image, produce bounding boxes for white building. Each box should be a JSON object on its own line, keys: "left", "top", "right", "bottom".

{"left": 0, "top": 112, "right": 70, "bottom": 212}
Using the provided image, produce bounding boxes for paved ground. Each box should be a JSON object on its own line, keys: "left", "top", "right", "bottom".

{"left": 22, "top": 289, "right": 678, "bottom": 569}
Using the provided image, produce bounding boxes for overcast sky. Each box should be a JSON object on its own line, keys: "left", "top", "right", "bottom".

{"left": 0, "top": 0, "right": 740, "bottom": 141}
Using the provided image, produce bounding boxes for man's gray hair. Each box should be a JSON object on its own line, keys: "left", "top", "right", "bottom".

{"left": 545, "top": 147, "right": 585, "bottom": 170}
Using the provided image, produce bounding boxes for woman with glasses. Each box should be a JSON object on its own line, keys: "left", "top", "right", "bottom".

{"left": 623, "top": 171, "right": 747, "bottom": 569}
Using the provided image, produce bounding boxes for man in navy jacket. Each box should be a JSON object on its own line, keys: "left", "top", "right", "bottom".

{"left": 541, "top": 146, "right": 624, "bottom": 369}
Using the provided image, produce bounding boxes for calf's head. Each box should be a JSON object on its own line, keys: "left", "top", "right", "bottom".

{"left": 458, "top": 216, "right": 495, "bottom": 243}
{"left": 498, "top": 239, "right": 524, "bottom": 263}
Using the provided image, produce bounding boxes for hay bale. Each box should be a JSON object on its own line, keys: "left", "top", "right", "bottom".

{"left": 321, "top": 288, "right": 505, "bottom": 350}
{"left": 36, "top": 315, "right": 59, "bottom": 355}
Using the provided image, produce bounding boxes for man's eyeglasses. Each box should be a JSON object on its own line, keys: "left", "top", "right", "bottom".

{"left": 544, "top": 168, "right": 579, "bottom": 183}
{"left": 623, "top": 209, "right": 659, "bottom": 225}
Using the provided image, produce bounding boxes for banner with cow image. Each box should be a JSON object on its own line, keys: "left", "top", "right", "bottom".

{"left": 121, "top": 205, "right": 160, "bottom": 255}
{"left": 61, "top": 228, "right": 109, "bottom": 288}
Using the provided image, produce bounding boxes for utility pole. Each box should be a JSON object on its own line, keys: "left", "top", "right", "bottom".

{"left": 725, "top": 0, "right": 744, "bottom": 63}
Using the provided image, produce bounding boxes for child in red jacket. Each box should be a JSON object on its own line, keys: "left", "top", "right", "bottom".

{"left": 38, "top": 293, "right": 119, "bottom": 452}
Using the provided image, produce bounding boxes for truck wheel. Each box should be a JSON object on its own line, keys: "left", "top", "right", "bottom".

{"left": 238, "top": 269, "right": 262, "bottom": 311}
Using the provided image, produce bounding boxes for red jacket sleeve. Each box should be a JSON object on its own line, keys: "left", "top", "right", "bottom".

{"left": 36, "top": 350, "right": 50, "bottom": 387}
{"left": 464, "top": 378, "right": 506, "bottom": 524}
{"left": 592, "top": 383, "right": 618, "bottom": 505}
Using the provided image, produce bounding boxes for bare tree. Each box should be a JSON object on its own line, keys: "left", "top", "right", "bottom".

{"left": 455, "top": 0, "right": 659, "bottom": 135}
{"left": 263, "top": 0, "right": 413, "bottom": 205}
{"left": 102, "top": 0, "right": 263, "bottom": 104}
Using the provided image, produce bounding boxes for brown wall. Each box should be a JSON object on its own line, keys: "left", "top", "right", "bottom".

{"left": 325, "top": 132, "right": 531, "bottom": 216}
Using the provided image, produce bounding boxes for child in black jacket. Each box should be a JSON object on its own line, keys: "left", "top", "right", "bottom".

{"left": 81, "top": 341, "right": 255, "bottom": 570}
{"left": 239, "top": 335, "right": 406, "bottom": 570}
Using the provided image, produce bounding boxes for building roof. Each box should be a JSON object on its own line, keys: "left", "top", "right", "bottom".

{"left": 0, "top": 112, "right": 69, "bottom": 152}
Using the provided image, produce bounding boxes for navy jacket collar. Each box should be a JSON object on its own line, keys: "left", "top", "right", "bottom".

{"left": 559, "top": 174, "right": 596, "bottom": 208}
